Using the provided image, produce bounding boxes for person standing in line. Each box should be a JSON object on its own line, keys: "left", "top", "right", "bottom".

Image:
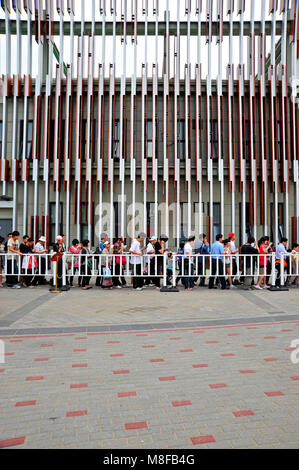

{"left": 20, "top": 235, "right": 29, "bottom": 253}
{"left": 24, "top": 238, "right": 37, "bottom": 287}
{"left": 4, "top": 233, "right": 12, "bottom": 253}
{"left": 6, "top": 231, "right": 22, "bottom": 288}
{"left": 194, "top": 234, "right": 210, "bottom": 287}
{"left": 95, "top": 233, "right": 108, "bottom": 287}
{"left": 208, "top": 234, "right": 227, "bottom": 290}
{"left": 69, "top": 239, "right": 81, "bottom": 287}
{"left": 0, "top": 236, "right": 4, "bottom": 287}
{"left": 101, "top": 241, "right": 114, "bottom": 289}
{"left": 61, "top": 234, "right": 67, "bottom": 251}
{"left": 19, "top": 235, "right": 29, "bottom": 287}
{"left": 228, "top": 232, "right": 239, "bottom": 283}
{"left": 81, "top": 239, "right": 92, "bottom": 290}
{"left": 145, "top": 237, "right": 156, "bottom": 286}
{"left": 33, "top": 236, "right": 48, "bottom": 285}
{"left": 255, "top": 237, "right": 271, "bottom": 289}
{"left": 53, "top": 235, "right": 65, "bottom": 288}
{"left": 263, "top": 236, "right": 274, "bottom": 285}
{"left": 112, "top": 237, "right": 127, "bottom": 288}
{"left": 183, "top": 236, "right": 195, "bottom": 291}
{"left": 240, "top": 236, "right": 259, "bottom": 288}
{"left": 153, "top": 235, "right": 168, "bottom": 289}
{"left": 129, "top": 233, "right": 146, "bottom": 290}
{"left": 275, "top": 237, "right": 288, "bottom": 287}
{"left": 99, "top": 233, "right": 108, "bottom": 251}
{"left": 223, "top": 239, "right": 237, "bottom": 289}
{"left": 176, "top": 242, "right": 185, "bottom": 287}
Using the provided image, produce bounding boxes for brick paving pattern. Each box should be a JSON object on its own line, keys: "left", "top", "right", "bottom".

{"left": 0, "top": 318, "right": 299, "bottom": 449}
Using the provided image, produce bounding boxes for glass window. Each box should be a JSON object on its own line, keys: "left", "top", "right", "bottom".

{"left": 277, "top": 121, "right": 281, "bottom": 161}
{"left": 179, "top": 202, "right": 188, "bottom": 241}
{"left": 245, "top": 120, "right": 250, "bottom": 158}
{"left": 19, "top": 120, "right": 33, "bottom": 159}
{"left": 80, "top": 202, "right": 95, "bottom": 246}
{"left": 208, "top": 202, "right": 221, "bottom": 242}
{"left": 146, "top": 120, "right": 153, "bottom": 159}
{"left": 49, "top": 202, "right": 63, "bottom": 245}
{"left": 114, "top": 120, "right": 120, "bottom": 160}
{"left": 239, "top": 202, "right": 253, "bottom": 244}
{"left": 178, "top": 120, "right": 185, "bottom": 160}
{"left": 146, "top": 202, "right": 155, "bottom": 237}
{"left": 211, "top": 120, "right": 218, "bottom": 160}
{"left": 270, "top": 202, "right": 285, "bottom": 242}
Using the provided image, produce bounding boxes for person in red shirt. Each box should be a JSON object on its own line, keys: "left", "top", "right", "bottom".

{"left": 255, "top": 237, "right": 271, "bottom": 289}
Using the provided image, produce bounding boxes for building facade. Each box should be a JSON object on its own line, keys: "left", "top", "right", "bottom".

{"left": 0, "top": 1, "right": 298, "bottom": 249}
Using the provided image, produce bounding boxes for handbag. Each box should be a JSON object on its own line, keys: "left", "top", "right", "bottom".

{"left": 102, "top": 277, "right": 113, "bottom": 288}
{"left": 275, "top": 259, "right": 287, "bottom": 268}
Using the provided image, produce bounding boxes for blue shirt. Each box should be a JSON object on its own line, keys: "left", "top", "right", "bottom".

{"left": 275, "top": 243, "right": 287, "bottom": 260}
{"left": 211, "top": 241, "right": 224, "bottom": 260}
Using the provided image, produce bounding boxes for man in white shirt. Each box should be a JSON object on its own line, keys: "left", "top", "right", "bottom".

{"left": 228, "top": 232, "right": 239, "bottom": 283}
{"left": 7, "top": 231, "right": 22, "bottom": 288}
{"left": 129, "top": 233, "right": 146, "bottom": 290}
{"left": 34, "top": 236, "right": 48, "bottom": 285}
{"left": 183, "top": 236, "right": 195, "bottom": 290}
{"left": 144, "top": 237, "right": 158, "bottom": 287}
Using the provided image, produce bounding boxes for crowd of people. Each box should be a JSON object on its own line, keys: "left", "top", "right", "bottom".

{"left": 0, "top": 230, "right": 299, "bottom": 291}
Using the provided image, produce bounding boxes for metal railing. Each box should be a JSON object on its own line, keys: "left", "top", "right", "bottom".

{"left": 0, "top": 252, "right": 298, "bottom": 289}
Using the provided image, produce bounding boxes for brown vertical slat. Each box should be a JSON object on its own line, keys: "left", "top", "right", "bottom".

{"left": 292, "top": 216, "right": 297, "bottom": 246}
{"left": 30, "top": 215, "right": 34, "bottom": 239}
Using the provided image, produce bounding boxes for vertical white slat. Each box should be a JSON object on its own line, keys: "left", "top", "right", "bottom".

{"left": 217, "top": 0, "right": 224, "bottom": 237}
{"left": 238, "top": 3, "right": 246, "bottom": 244}
{"left": 228, "top": 4, "right": 235, "bottom": 234}
{"left": 1, "top": 2, "right": 11, "bottom": 196}
{"left": 120, "top": 0, "right": 127, "bottom": 238}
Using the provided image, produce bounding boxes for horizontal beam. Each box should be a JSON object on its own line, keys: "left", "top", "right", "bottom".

{"left": 0, "top": 20, "right": 285, "bottom": 37}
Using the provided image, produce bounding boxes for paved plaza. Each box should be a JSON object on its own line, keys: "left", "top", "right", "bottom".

{"left": 0, "top": 285, "right": 299, "bottom": 449}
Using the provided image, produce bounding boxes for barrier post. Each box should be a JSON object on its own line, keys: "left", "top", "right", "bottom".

{"left": 271, "top": 252, "right": 276, "bottom": 287}
{"left": 62, "top": 253, "right": 66, "bottom": 288}
{"left": 160, "top": 253, "right": 168, "bottom": 292}
{"left": 280, "top": 253, "right": 284, "bottom": 288}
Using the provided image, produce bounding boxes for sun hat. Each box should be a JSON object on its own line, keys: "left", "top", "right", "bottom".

{"left": 39, "top": 236, "right": 46, "bottom": 243}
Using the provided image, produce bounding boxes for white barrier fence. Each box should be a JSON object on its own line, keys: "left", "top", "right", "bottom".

{"left": 0, "top": 252, "right": 298, "bottom": 289}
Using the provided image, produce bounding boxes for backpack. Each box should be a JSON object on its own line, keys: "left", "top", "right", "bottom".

{"left": 200, "top": 243, "right": 209, "bottom": 255}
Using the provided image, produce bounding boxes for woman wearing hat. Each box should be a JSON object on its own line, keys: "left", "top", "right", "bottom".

{"left": 34, "top": 236, "right": 48, "bottom": 285}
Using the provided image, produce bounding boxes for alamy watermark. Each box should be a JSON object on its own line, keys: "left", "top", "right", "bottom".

{"left": 290, "top": 339, "right": 299, "bottom": 365}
